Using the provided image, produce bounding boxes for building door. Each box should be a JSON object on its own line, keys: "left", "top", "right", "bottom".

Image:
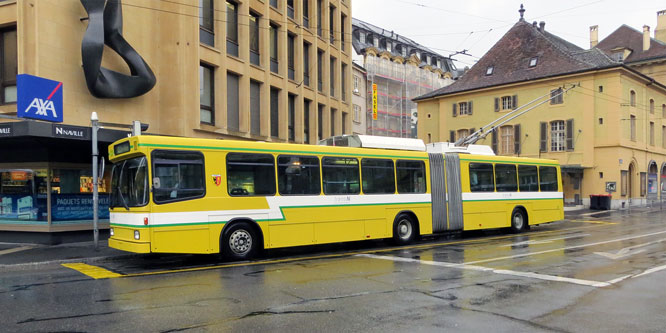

{"left": 628, "top": 163, "right": 635, "bottom": 201}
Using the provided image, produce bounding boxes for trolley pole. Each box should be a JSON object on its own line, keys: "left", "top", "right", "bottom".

{"left": 91, "top": 112, "right": 100, "bottom": 250}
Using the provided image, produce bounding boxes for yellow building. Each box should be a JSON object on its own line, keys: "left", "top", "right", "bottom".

{"left": 0, "top": 0, "right": 352, "bottom": 239}
{"left": 416, "top": 11, "right": 666, "bottom": 209}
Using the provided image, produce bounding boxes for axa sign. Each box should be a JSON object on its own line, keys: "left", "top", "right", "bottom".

{"left": 17, "top": 74, "right": 64, "bottom": 123}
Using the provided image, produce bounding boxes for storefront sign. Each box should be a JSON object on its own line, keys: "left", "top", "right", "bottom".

{"left": 0, "top": 123, "right": 11, "bottom": 137}
{"left": 52, "top": 124, "right": 91, "bottom": 140}
{"left": 17, "top": 74, "right": 64, "bottom": 123}
{"left": 10, "top": 171, "right": 28, "bottom": 181}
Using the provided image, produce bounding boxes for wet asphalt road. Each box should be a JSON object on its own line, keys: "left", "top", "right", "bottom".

{"left": 1, "top": 209, "right": 666, "bottom": 332}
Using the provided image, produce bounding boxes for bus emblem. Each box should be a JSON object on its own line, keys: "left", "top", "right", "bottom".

{"left": 212, "top": 175, "right": 222, "bottom": 186}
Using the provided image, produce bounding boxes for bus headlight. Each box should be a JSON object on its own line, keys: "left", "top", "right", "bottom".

{"left": 109, "top": 228, "right": 114, "bottom": 236}
{"left": 134, "top": 230, "right": 140, "bottom": 240}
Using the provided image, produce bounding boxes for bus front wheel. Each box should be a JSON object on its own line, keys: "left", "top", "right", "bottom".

{"left": 222, "top": 222, "right": 257, "bottom": 260}
{"left": 510, "top": 208, "right": 527, "bottom": 233}
{"left": 393, "top": 214, "right": 416, "bottom": 245}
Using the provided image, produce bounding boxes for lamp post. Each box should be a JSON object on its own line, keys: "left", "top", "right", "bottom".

{"left": 91, "top": 112, "right": 100, "bottom": 250}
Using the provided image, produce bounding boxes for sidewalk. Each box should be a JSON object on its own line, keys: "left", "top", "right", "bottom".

{"left": 0, "top": 240, "right": 138, "bottom": 268}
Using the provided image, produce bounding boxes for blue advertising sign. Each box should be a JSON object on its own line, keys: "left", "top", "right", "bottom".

{"left": 17, "top": 74, "right": 64, "bottom": 123}
{"left": 51, "top": 194, "right": 109, "bottom": 222}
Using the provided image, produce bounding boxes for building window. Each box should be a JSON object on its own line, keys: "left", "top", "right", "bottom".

{"left": 330, "top": 108, "right": 337, "bottom": 136}
{"left": 341, "top": 14, "right": 346, "bottom": 51}
{"left": 329, "top": 5, "right": 335, "bottom": 44}
{"left": 318, "top": 104, "right": 324, "bottom": 140}
{"left": 630, "top": 90, "right": 636, "bottom": 107}
{"left": 288, "top": 94, "right": 296, "bottom": 141}
{"left": 501, "top": 96, "right": 513, "bottom": 110}
{"left": 270, "top": 23, "right": 279, "bottom": 74}
{"left": 640, "top": 172, "right": 646, "bottom": 196}
{"left": 650, "top": 99, "right": 655, "bottom": 114}
{"left": 330, "top": 56, "right": 336, "bottom": 97}
{"left": 663, "top": 126, "right": 666, "bottom": 149}
{"left": 353, "top": 75, "right": 359, "bottom": 94}
{"left": 250, "top": 80, "right": 261, "bottom": 136}
{"left": 458, "top": 101, "right": 472, "bottom": 115}
{"left": 529, "top": 57, "right": 538, "bottom": 67}
{"left": 226, "top": 1, "right": 238, "bottom": 57}
{"left": 227, "top": 72, "right": 240, "bottom": 132}
{"left": 304, "top": 99, "right": 311, "bottom": 143}
{"left": 599, "top": 86, "right": 603, "bottom": 93}
{"left": 359, "top": 32, "right": 366, "bottom": 44}
{"left": 0, "top": 28, "right": 16, "bottom": 104}
{"left": 650, "top": 121, "right": 655, "bottom": 146}
{"left": 630, "top": 115, "right": 636, "bottom": 141}
{"left": 612, "top": 52, "right": 623, "bottom": 62}
{"left": 270, "top": 87, "right": 280, "bottom": 138}
{"left": 663, "top": 104, "right": 666, "bottom": 118}
{"left": 302, "top": 0, "right": 310, "bottom": 28}
{"left": 341, "top": 63, "right": 347, "bottom": 101}
{"left": 486, "top": 66, "right": 494, "bottom": 75}
{"left": 342, "top": 112, "right": 347, "bottom": 134}
{"left": 500, "top": 125, "right": 515, "bottom": 155}
{"left": 249, "top": 13, "right": 260, "bottom": 66}
{"left": 550, "top": 88, "right": 563, "bottom": 104}
{"left": 317, "top": 49, "right": 324, "bottom": 92}
{"left": 200, "top": 64, "right": 214, "bottom": 125}
{"left": 317, "top": 0, "right": 323, "bottom": 37}
{"left": 621, "top": 170, "right": 628, "bottom": 196}
{"left": 353, "top": 104, "right": 362, "bottom": 123}
{"left": 303, "top": 42, "right": 311, "bottom": 86}
{"left": 287, "top": 0, "right": 294, "bottom": 19}
{"left": 270, "top": 0, "right": 279, "bottom": 9}
{"left": 288, "top": 33, "right": 295, "bottom": 80}
{"left": 199, "top": 0, "right": 214, "bottom": 46}
{"left": 457, "top": 129, "right": 469, "bottom": 140}
{"left": 373, "top": 36, "right": 379, "bottom": 48}
{"left": 401, "top": 47, "right": 407, "bottom": 58}
{"left": 550, "top": 121, "right": 565, "bottom": 151}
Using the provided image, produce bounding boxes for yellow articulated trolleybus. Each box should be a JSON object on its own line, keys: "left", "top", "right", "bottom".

{"left": 107, "top": 134, "right": 563, "bottom": 260}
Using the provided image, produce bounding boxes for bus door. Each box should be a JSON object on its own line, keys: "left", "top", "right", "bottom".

{"left": 445, "top": 153, "right": 463, "bottom": 231}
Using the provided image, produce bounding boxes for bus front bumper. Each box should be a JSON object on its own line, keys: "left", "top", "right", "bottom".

{"left": 109, "top": 238, "right": 151, "bottom": 253}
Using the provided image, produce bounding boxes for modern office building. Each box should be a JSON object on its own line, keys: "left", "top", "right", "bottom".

{"left": 0, "top": 0, "right": 352, "bottom": 241}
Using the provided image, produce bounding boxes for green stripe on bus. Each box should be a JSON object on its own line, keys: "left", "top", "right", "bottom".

{"left": 463, "top": 198, "right": 562, "bottom": 202}
{"left": 460, "top": 158, "right": 559, "bottom": 166}
{"left": 110, "top": 201, "right": 431, "bottom": 228}
{"left": 137, "top": 143, "right": 429, "bottom": 160}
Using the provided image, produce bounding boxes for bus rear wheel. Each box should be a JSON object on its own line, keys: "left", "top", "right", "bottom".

{"left": 510, "top": 208, "right": 527, "bottom": 233}
{"left": 222, "top": 222, "right": 257, "bottom": 260}
{"left": 393, "top": 214, "right": 416, "bottom": 245}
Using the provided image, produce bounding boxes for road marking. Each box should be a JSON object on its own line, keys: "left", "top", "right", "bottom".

{"left": 502, "top": 234, "right": 589, "bottom": 247}
{"left": 578, "top": 210, "right": 616, "bottom": 216}
{"left": 61, "top": 224, "right": 604, "bottom": 279}
{"left": 61, "top": 263, "right": 123, "bottom": 279}
{"left": 594, "top": 237, "right": 666, "bottom": 260}
{"left": 358, "top": 254, "right": 610, "bottom": 288}
{"left": 568, "top": 220, "right": 617, "bottom": 225}
{"left": 632, "top": 264, "right": 666, "bottom": 279}
{"left": 463, "top": 229, "right": 666, "bottom": 266}
{"left": 0, "top": 246, "right": 34, "bottom": 256}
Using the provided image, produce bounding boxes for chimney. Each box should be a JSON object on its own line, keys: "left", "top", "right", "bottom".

{"left": 656, "top": 10, "right": 666, "bottom": 43}
{"left": 539, "top": 21, "right": 546, "bottom": 32}
{"left": 643, "top": 25, "right": 650, "bottom": 51}
{"left": 590, "top": 25, "right": 599, "bottom": 48}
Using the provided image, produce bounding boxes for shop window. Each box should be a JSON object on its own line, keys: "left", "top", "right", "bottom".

{"left": 0, "top": 169, "right": 48, "bottom": 223}
{"left": 51, "top": 168, "right": 111, "bottom": 223}
{"left": 227, "top": 153, "right": 276, "bottom": 196}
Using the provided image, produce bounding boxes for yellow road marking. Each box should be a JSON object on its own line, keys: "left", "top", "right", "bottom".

{"left": 63, "top": 223, "right": 604, "bottom": 280}
{"left": 569, "top": 220, "right": 617, "bottom": 225}
{"left": 61, "top": 263, "right": 123, "bottom": 279}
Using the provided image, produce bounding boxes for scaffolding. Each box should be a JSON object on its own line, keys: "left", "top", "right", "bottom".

{"left": 364, "top": 56, "right": 450, "bottom": 138}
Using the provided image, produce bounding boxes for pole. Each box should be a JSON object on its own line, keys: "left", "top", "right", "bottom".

{"left": 91, "top": 112, "right": 99, "bottom": 251}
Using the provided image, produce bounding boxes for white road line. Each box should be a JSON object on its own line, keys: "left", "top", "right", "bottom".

{"left": 0, "top": 246, "right": 34, "bottom": 256}
{"left": 502, "top": 234, "right": 590, "bottom": 247}
{"left": 463, "top": 229, "right": 666, "bottom": 266}
{"left": 578, "top": 210, "right": 616, "bottom": 216}
{"left": 632, "top": 264, "right": 666, "bottom": 279}
{"left": 358, "top": 254, "right": 609, "bottom": 288}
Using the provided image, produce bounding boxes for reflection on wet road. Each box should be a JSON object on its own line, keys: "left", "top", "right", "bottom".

{"left": 2, "top": 209, "right": 666, "bottom": 332}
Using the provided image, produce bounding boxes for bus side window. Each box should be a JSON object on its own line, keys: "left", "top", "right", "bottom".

{"left": 518, "top": 165, "right": 538, "bottom": 192}
{"left": 362, "top": 159, "right": 395, "bottom": 194}
{"left": 396, "top": 160, "right": 426, "bottom": 193}
{"left": 226, "top": 153, "right": 276, "bottom": 196}
{"left": 469, "top": 163, "right": 494, "bottom": 192}
{"left": 495, "top": 164, "right": 517, "bottom": 192}
{"left": 152, "top": 150, "right": 205, "bottom": 204}
{"left": 277, "top": 155, "right": 321, "bottom": 195}
{"left": 322, "top": 157, "right": 360, "bottom": 195}
{"left": 539, "top": 166, "right": 558, "bottom": 191}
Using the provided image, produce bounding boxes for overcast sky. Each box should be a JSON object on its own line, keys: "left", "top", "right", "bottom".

{"left": 352, "top": 0, "right": 666, "bottom": 69}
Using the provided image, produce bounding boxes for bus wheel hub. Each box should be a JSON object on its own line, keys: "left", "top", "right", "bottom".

{"left": 230, "top": 230, "right": 252, "bottom": 254}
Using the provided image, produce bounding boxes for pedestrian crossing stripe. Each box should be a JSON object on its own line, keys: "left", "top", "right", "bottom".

{"left": 62, "top": 263, "right": 123, "bottom": 279}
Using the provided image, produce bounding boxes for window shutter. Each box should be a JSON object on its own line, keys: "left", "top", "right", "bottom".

{"left": 566, "top": 118, "right": 574, "bottom": 150}
{"left": 540, "top": 122, "right": 547, "bottom": 152}
{"left": 491, "top": 129, "right": 498, "bottom": 154}
{"left": 452, "top": 103, "right": 457, "bottom": 117}
{"left": 494, "top": 98, "right": 499, "bottom": 112}
{"left": 512, "top": 95, "right": 518, "bottom": 109}
{"left": 449, "top": 130, "right": 455, "bottom": 143}
{"left": 514, "top": 124, "right": 521, "bottom": 155}
{"left": 468, "top": 101, "right": 473, "bottom": 115}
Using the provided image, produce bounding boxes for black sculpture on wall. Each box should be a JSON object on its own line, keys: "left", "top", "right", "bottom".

{"left": 80, "top": 0, "right": 156, "bottom": 98}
